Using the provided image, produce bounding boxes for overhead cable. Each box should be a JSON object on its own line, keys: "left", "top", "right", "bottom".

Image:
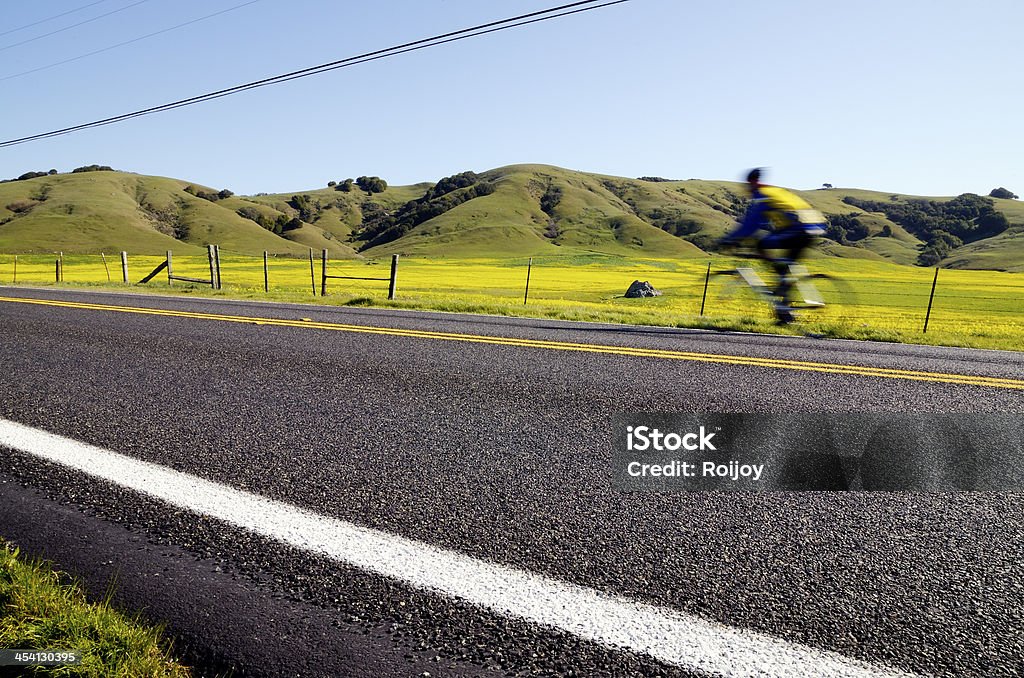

{"left": 0, "top": 0, "right": 631, "bottom": 148}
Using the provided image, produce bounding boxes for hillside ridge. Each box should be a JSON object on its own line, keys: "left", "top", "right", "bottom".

{"left": 1, "top": 164, "right": 1021, "bottom": 271}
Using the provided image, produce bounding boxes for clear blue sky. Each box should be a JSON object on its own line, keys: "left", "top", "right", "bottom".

{"left": 2, "top": 0, "right": 1021, "bottom": 197}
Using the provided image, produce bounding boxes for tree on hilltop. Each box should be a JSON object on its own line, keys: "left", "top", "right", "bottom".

{"left": 356, "top": 176, "right": 387, "bottom": 194}
{"left": 71, "top": 164, "right": 115, "bottom": 173}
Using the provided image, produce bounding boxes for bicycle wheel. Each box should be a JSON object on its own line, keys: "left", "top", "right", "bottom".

{"left": 709, "top": 270, "right": 745, "bottom": 302}
{"left": 708, "top": 268, "right": 775, "bottom": 317}
{"left": 791, "top": 273, "right": 857, "bottom": 315}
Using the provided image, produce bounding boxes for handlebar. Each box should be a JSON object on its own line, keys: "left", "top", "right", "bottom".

{"left": 716, "top": 243, "right": 764, "bottom": 260}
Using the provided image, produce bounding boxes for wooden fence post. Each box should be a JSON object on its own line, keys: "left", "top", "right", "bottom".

{"left": 923, "top": 268, "right": 939, "bottom": 333}
{"left": 308, "top": 249, "right": 316, "bottom": 296}
{"left": 263, "top": 251, "right": 269, "bottom": 293}
{"left": 101, "top": 253, "right": 110, "bottom": 282}
{"left": 321, "top": 249, "right": 328, "bottom": 297}
{"left": 214, "top": 245, "right": 222, "bottom": 289}
{"left": 13, "top": 255, "right": 17, "bottom": 283}
{"left": 121, "top": 252, "right": 129, "bottom": 283}
{"left": 207, "top": 245, "right": 216, "bottom": 289}
{"left": 524, "top": 257, "right": 533, "bottom": 305}
{"left": 166, "top": 251, "right": 174, "bottom": 286}
{"left": 700, "top": 262, "right": 711, "bottom": 316}
{"left": 388, "top": 254, "right": 399, "bottom": 300}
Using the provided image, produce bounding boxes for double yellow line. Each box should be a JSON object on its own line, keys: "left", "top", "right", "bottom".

{"left": 3, "top": 295, "right": 1022, "bottom": 390}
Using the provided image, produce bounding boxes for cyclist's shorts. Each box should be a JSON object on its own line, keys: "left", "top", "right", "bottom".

{"left": 761, "top": 226, "right": 817, "bottom": 251}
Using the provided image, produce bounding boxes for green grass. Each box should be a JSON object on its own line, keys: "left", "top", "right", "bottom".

{"left": 2, "top": 251, "right": 1020, "bottom": 352}
{"left": 0, "top": 540, "right": 192, "bottom": 678}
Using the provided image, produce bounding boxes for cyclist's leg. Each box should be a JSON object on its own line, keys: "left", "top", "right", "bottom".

{"left": 756, "top": 233, "right": 791, "bottom": 311}
{"left": 777, "top": 230, "right": 812, "bottom": 304}
{"left": 756, "top": 233, "right": 789, "bottom": 278}
{"left": 787, "top": 231, "right": 812, "bottom": 263}
{"left": 764, "top": 230, "right": 817, "bottom": 323}
{"left": 761, "top": 228, "right": 808, "bottom": 311}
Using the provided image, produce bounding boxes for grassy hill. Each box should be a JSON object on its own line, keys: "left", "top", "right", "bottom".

{"left": 942, "top": 224, "right": 1024, "bottom": 272}
{"left": 1, "top": 166, "right": 1021, "bottom": 270}
{"left": 0, "top": 172, "right": 357, "bottom": 259}
{"left": 358, "top": 166, "right": 707, "bottom": 258}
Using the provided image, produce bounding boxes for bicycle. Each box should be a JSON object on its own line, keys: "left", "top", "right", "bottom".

{"left": 709, "top": 248, "right": 854, "bottom": 326}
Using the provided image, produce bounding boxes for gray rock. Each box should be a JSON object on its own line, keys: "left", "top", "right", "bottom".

{"left": 624, "top": 280, "right": 661, "bottom": 298}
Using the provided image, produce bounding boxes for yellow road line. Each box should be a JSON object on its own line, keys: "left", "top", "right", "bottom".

{"left": 3, "top": 295, "right": 1022, "bottom": 390}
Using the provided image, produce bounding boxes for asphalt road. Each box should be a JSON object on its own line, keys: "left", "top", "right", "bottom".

{"left": 0, "top": 286, "right": 1022, "bottom": 677}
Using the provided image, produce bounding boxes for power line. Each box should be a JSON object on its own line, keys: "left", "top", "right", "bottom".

{"left": 0, "top": 0, "right": 263, "bottom": 83}
{"left": 0, "top": 0, "right": 112, "bottom": 38}
{"left": 0, "top": 0, "right": 152, "bottom": 53}
{"left": 0, "top": 0, "right": 632, "bottom": 149}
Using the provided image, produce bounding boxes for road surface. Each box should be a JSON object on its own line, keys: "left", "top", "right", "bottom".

{"left": 0, "top": 286, "right": 1021, "bottom": 677}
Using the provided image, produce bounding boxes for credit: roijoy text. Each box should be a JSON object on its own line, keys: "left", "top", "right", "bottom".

{"left": 626, "top": 425, "right": 716, "bottom": 451}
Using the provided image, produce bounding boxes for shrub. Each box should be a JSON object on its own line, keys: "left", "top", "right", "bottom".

{"left": 356, "top": 176, "right": 387, "bottom": 193}
{"left": 423, "top": 171, "right": 478, "bottom": 201}
{"left": 237, "top": 206, "right": 295, "bottom": 235}
{"left": 690, "top": 233, "right": 720, "bottom": 252}
{"left": 355, "top": 174, "right": 495, "bottom": 249}
{"left": 540, "top": 185, "right": 562, "bottom": 216}
{"left": 183, "top": 185, "right": 223, "bottom": 202}
{"left": 6, "top": 199, "right": 40, "bottom": 214}
{"left": 237, "top": 206, "right": 265, "bottom": 224}
{"left": 658, "top": 217, "right": 703, "bottom": 237}
{"left": 288, "top": 194, "right": 322, "bottom": 222}
{"left": 30, "top": 184, "right": 51, "bottom": 202}
{"left": 917, "top": 231, "right": 963, "bottom": 266}
{"left": 843, "top": 193, "right": 1008, "bottom": 246}
{"left": 825, "top": 213, "right": 869, "bottom": 243}
{"left": 989, "top": 187, "right": 1018, "bottom": 200}
{"left": 71, "top": 164, "right": 114, "bottom": 173}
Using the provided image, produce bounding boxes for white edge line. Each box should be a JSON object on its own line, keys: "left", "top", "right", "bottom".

{"left": 0, "top": 418, "right": 919, "bottom": 678}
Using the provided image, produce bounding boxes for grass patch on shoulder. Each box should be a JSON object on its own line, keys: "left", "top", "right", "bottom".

{"left": 0, "top": 540, "right": 192, "bottom": 677}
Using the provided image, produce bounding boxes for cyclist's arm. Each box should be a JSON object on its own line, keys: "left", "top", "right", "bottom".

{"left": 722, "top": 199, "right": 768, "bottom": 242}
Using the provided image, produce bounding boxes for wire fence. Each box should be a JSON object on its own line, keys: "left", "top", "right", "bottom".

{"left": 0, "top": 249, "right": 1021, "bottom": 345}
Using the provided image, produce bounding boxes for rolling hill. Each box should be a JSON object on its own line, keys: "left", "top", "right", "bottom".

{"left": 1, "top": 165, "right": 1021, "bottom": 271}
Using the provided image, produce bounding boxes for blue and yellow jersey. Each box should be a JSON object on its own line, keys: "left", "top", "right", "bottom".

{"left": 729, "top": 185, "right": 825, "bottom": 240}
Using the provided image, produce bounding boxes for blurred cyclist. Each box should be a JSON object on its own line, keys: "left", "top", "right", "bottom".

{"left": 718, "top": 168, "right": 826, "bottom": 323}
